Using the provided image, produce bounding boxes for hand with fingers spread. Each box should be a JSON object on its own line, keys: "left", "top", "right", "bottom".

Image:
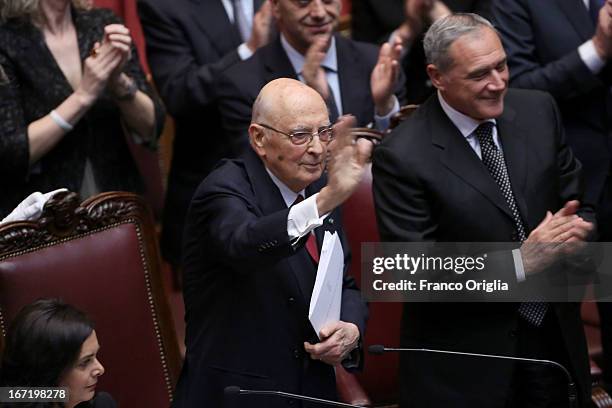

{"left": 316, "top": 115, "right": 374, "bottom": 216}
{"left": 246, "top": 0, "right": 274, "bottom": 52}
{"left": 520, "top": 200, "right": 594, "bottom": 276}
{"left": 302, "top": 35, "right": 331, "bottom": 100}
{"left": 370, "top": 37, "right": 402, "bottom": 116}
{"left": 304, "top": 321, "right": 360, "bottom": 366}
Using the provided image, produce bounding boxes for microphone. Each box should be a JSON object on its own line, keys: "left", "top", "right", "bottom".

{"left": 224, "top": 385, "right": 366, "bottom": 408}
{"left": 368, "top": 344, "right": 577, "bottom": 408}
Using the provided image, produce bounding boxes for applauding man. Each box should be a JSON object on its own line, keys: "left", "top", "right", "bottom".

{"left": 216, "top": 0, "right": 406, "bottom": 142}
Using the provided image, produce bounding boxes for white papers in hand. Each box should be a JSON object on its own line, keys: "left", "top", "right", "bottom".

{"left": 309, "top": 231, "right": 344, "bottom": 339}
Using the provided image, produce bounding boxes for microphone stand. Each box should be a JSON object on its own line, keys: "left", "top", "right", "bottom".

{"left": 368, "top": 344, "right": 577, "bottom": 408}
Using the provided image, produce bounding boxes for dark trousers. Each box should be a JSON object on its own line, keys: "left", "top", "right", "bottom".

{"left": 506, "top": 312, "right": 575, "bottom": 408}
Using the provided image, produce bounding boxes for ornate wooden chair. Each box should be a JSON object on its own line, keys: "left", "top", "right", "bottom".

{"left": 0, "top": 191, "right": 181, "bottom": 407}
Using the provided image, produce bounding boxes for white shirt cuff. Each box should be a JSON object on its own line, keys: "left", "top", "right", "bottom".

{"left": 374, "top": 96, "right": 400, "bottom": 131}
{"left": 512, "top": 248, "right": 526, "bottom": 282}
{"left": 237, "top": 43, "right": 254, "bottom": 60}
{"left": 578, "top": 40, "right": 606, "bottom": 74}
{"left": 287, "top": 193, "right": 328, "bottom": 241}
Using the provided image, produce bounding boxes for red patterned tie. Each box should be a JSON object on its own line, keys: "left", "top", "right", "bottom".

{"left": 293, "top": 195, "right": 319, "bottom": 263}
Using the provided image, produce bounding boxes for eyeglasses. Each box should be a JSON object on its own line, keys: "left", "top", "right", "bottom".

{"left": 257, "top": 123, "right": 334, "bottom": 145}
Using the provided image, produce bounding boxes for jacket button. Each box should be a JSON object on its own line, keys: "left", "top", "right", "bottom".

{"left": 328, "top": 218, "right": 334, "bottom": 224}
{"left": 511, "top": 232, "right": 518, "bottom": 241}
{"left": 293, "top": 349, "right": 300, "bottom": 359}
{"left": 287, "top": 297, "right": 295, "bottom": 306}
{"left": 509, "top": 329, "right": 517, "bottom": 338}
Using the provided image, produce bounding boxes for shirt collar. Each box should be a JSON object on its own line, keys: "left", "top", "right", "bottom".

{"left": 280, "top": 34, "right": 338, "bottom": 75}
{"left": 437, "top": 91, "right": 496, "bottom": 138}
{"left": 265, "top": 167, "right": 305, "bottom": 208}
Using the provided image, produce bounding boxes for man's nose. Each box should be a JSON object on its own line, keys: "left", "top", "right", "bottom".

{"left": 488, "top": 70, "right": 507, "bottom": 91}
{"left": 308, "top": 0, "right": 327, "bottom": 19}
{"left": 306, "top": 134, "right": 325, "bottom": 154}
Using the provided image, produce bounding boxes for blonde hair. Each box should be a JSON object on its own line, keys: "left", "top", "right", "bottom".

{"left": 0, "top": 0, "right": 92, "bottom": 24}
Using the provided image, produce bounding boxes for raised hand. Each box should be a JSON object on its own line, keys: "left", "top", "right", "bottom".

{"left": 76, "top": 40, "right": 122, "bottom": 107}
{"left": 593, "top": 0, "right": 612, "bottom": 59}
{"left": 370, "top": 38, "right": 402, "bottom": 116}
{"left": 302, "top": 35, "right": 331, "bottom": 100}
{"left": 247, "top": 0, "right": 274, "bottom": 52}
{"left": 316, "top": 115, "right": 374, "bottom": 215}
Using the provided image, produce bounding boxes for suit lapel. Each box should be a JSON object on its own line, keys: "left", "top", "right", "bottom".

{"left": 190, "top": 0, "right": 242, "bottom": 56}
{"left": 263, "top": 37, "right": 300, "bottom": 82}
{"left": 243, "top": 150, "right": 316, "bottom": 308}
{"left": 557, "top": 0, "right": 594, "bottom": 40}
{"left": 496, "top": 103, "right": 530, "bottom": 226}
{"left": 336, "top": 35, "right": 371, "bottom": 123}
{"left": 429, "top": 97, "right": 514, "bottom": 220}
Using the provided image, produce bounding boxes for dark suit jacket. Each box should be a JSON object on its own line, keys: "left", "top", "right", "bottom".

{"left": 492, "top": 0, "right": 612, "bottom": 209}
{"left": 372, "top": 89, "right": 592, "bottom": 407}
{"left": 215, "top": 34, "right": 406, "bottom": 143}
{"left": 0, "top": 8, "right": 164, "bottom": 217}
{"left": 350, "top": 0, "right": 491, "bottom": 104}
{"left": 137, "top": 0, "right": 263, "bottom": 265}
{"left": 174, "top": 148, "right": 368, "bottom": 408}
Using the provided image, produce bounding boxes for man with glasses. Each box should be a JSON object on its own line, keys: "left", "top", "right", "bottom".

{"left": 216, "top": 0, "right": 406, "bottom": 143}
{"left": 174, "top": 78, "right": 371, "bottom": 408}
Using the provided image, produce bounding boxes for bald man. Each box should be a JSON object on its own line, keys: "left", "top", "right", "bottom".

{"left": 174, "top": 79, "right": 371, "bottom": 408}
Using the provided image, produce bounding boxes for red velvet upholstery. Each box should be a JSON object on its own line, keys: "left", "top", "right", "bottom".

{"left": 0, "top": 192, "right": 181, "bottom": 407}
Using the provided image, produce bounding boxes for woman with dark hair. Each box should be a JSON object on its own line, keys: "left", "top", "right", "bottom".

{"left": 0, "top": 299, "right": 116, "bottom": 407}
{"left": 0, "top": 0, "right": 165, "bottom": 218}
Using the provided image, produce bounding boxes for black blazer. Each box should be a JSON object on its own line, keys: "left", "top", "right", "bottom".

{"left": 0, "top": 8, "right": 165, "bottom": 217}
{"left": 137, "top": 0, "right": 263, "bottom": 265}
{"left": 215, "top": 34, "right": 407, "bottom": 143}
{"left": 492, "top": 0, "right": 612, "bottom": 208}
{"left": 174, "top": 148, "right": 368, "bottom": 408}
{"left": 372, "top": 89, "right": 592, "bottom": 407}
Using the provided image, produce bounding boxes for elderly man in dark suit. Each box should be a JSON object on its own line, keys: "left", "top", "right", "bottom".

{"left": 216, "top": 0, "right": 406, "bottom": 143}
{"left": 137, "top": 0, "right": 273, "bottom": 268}
{"left": 373, "top": 13, "right": 594, "bottom": 407}
{"left": 492, "top": 0, "right": 612, "bottom": 392}
{"left": 174, "top": 78, "right": 370, "bottom": 408}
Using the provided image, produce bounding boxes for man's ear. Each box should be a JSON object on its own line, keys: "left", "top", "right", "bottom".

{"left": 427, "top": 64, "right": 445, "bottom": 91}
{"left": 249, "top": 124, "right": 266, "bottom": 156}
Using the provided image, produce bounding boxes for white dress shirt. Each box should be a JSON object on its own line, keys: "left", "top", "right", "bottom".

{"left": 265, "top": 168, "right": 328, "bottom": 243}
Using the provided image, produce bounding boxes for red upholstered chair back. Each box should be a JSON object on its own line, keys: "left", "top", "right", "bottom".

{"left": 0, "top": 192, "right": 181, "bottom": 407}
{"left": 342, "top": 161, "right": 402, "bottom": 405}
